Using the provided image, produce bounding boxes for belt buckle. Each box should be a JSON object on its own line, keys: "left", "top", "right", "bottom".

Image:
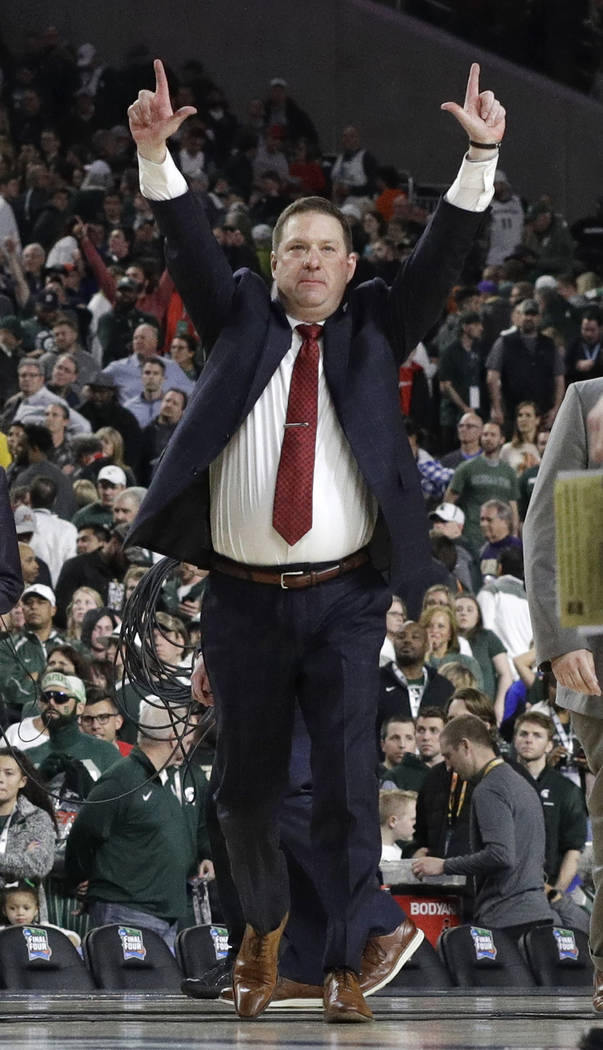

{"left": 280, "top": 570, "right": 305, "bottom": 590}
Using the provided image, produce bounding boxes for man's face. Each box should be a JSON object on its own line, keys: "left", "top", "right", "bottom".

{"left": 394, "top": 622, "right": 427, "bottom": 666}
{"left": 514, "top": 721, "right": 553, "bottom": 763}
{"left": 532, "top": 211, "right": 552, "bottom": 233}
{"left": 271, "top": 212, "right": 356, "bottom": 323}
{"left": 170, "top": 338, "right": 194, "bottom": 368}
{"left": 51, "top": 323, "right": 77, "bottom": 352}
{"left": 22, "top": 595, "right": 54, "bottom": 631}
{"left": 39, "top": 687, "right": 81, "bottom": 727}
{"left": 132, "top": 325, "right": 159, "bottom": 358}
{"left": 536, "top": 430, "right": 549, "bottom": 457}
{"left": 80, "top": 700, "right": 122, "bottom": 743}
{"left": 108, "top": 229, "right": 129, "bottom": 257}
{"left": 434, "top": 512, "right": 462, "bottom": 537}
{"left": 481, "top": 423, "right": 503, "bottom": 455}
{"left": 479, "top": 506, "right": 509, "bottom": 542}
{"left": 104, "top": 195, "right": 123, "bottom": 223}
{"left": 581, "top": 318, "right": 601, "bottom": 346}
{"left": 385, "top": 599, "right": 405, "bottom": 641}
{"left": 44, "top": 403, "right": 67, "bottom": 435}
{"left": 342, "top": 125, "right": 360, "bottom": 151}
{"left": 51, "top": 355, "right": 77, "bottom": 388}
{"left": 88, "top": 385, "right": 113, "bottom": 405}
{"left": 76, "top": 527, "right": 103, "bottom": 554}
{"left": 159, "top": 390, "right": 185, "bottom": 424}
{"left": 112, "top": 495, "right": 137, "bottom": 525}
{"left": 416, "top": 716, "right": 445, "bottom": 761}
{"left": 46, "top": 649, "right": 76, "bottom": 675}
{"left": 19, "top": 545, "right": 38, "bottom": 584}
{"left": 142, "top": 362, "right": 164, "bottom": 396}
{"left": 463, "top": 320, "right": 484, "bottom": 342}
{"left": 18, "top": 364, "right": 44, "bottom": 396}
{"left": 153, "top": 626, "right": 182, "bottom": 665}
{"left": 460, "top": 413, "right": 485, "bottom": 443}
{"left": 517, "top": 309, "right": 540, "bottom": 335}
{"left": 0, "top": 327, "right": 20, "bottom": 352}
{"left": 382, "top": 721, "right": 416, "bottom": 766}
{"left": 440, "top": 737, "right": 475, "bottom": 780}
{"left": 7, "top": 425, "right": 26, "bottom": 460}
{"left": 22, "top": 244, "right": 45, "bottom": 272}
{"left": 98, "top": 479, "right": 124, "bottom": 508}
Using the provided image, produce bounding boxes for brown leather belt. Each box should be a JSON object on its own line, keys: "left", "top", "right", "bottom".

{"left": 212, "top": 549, "right": 369, "bottom": 590}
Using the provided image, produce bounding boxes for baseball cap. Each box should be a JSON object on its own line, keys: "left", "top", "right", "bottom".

{"left": 98, "top": 465, "right": 127, "bottom": 486}
{"left": 89, "top": 372, "right": 117, "bottom": 389}
{"left": 0, "top": 315, "right": 24, "bottom": 341}
{"left": 14, "top": 505, "right": 36, "bottom": 535}
{"left": 116, "top": 277, "right": 139, "bottom": 293}
{"left": 518, "top": 298, "right": 540, "bottom": 315}
{"left": 22, "top": 583, "right": 56, "bottom": 605}
{"left": 35, "top": 290, "right": 60, "bottom": 310}
{"left": 534, "top": 275, "right": 557, "bottom": 291}
{"left": 270, "top": 77, "right": 287, "bottom": 87}
{"left": 429, "top": 503, "right": 465, "bottom": 527}
{"left": 41, "top": 670, "right": 86, "bottom": 705}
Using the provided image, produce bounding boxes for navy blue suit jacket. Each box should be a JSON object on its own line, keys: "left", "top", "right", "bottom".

{"left": 0, "top": 468, "right": 23, "bottom": 615}
{"left": 128, "top": 189, "right": 483, "bottom": 617}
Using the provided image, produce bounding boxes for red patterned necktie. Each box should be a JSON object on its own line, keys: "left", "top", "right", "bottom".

{"left": 272, "top": 323, "right": 322, "bottom": 546}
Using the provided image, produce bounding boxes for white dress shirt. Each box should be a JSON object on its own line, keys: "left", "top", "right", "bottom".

{"left": 139, "top": 150, "right": 496, "bottom": 566}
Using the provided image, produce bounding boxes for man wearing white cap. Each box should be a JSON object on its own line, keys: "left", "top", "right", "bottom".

{"left": 72, "top": 465, "right": 126, "bottom": 531}
{"left": 0, "top": 583, "right": 65, "bottom": 723}
{"left": 429, "top": 502, "right": 475, "bottom": 592}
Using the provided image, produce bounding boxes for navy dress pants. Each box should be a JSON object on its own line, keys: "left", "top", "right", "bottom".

{"left": 201, "top": 561, "right": 391, "bottom": 972}
{"left": 206, "top": 706, "right": 405, "bottom": 984}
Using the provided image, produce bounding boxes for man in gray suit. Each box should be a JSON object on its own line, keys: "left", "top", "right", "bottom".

{"left": 523, "top": 378, "right": 603, "bottom": 1010}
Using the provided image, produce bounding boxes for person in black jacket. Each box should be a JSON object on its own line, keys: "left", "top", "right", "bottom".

{"left": 0, "top": 468, "right": 23, "bottom": 615}
{"left": 379, "top": 620, "right": 454, "bottom": 726}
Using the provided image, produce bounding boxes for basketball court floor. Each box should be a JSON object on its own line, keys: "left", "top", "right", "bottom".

{"left": 1, "top": 992, "right": 601, "bottom": 1050}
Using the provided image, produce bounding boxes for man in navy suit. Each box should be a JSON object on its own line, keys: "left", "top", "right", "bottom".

{"left": 0, "top": 468, "right": 23, "bottom": 616}
{"left": 126, "top": 59, "right": 505, "bottom": 1022}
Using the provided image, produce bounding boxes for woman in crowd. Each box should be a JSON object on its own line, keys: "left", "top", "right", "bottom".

{"left": 95, "top": 427, "right": 137, "bottom": 485}
{"left": 65, "top": 586, "right": 103, "bottom": 645}
{"left": 0, "top": 748, "right": 57, "bottom": 921}
{"left": 454, "top": 592, "right": 512, "bottom": 724}
{"left": 420, "top": 605, "right": 484, "bottom": 688}
{"left": 500, "top": 401, "right": 541, "bottom": 474}
{"left": 361, "top": 208, "right": 386, "bottom": 257}
{"left": 80, "top": 607, "right": 121, "bottom": 660}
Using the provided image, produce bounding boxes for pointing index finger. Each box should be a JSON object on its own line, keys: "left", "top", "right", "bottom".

{"left": 154, "top": 58, "right": 169, "bottom": 101}
{"left": 464, "top": 62, "right": 480, "bottom": 108}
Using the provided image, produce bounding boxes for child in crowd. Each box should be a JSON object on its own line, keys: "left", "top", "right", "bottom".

{"left": 0, "top": 880, "right": 81, "bottom": 949}
{"left": 379, "top": 789, "right": 417, "bottom": 863}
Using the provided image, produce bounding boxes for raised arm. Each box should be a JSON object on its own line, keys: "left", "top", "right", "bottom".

{"left": 127, "top": 58, "right": 197, "bottom": 163}
{"left": 387, "top": 65, "right": 505, "bottom": 361}
{"left": 128, "top": 59, "right": 237, "bottom": 346}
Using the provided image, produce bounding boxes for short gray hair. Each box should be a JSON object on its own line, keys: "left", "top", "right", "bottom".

{"left": 137, "top": 697, "right": 188, "bottom": 742}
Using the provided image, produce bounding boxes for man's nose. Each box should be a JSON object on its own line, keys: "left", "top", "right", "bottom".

{"left": 304, "top": 247, "right": 321, "bottom": 268}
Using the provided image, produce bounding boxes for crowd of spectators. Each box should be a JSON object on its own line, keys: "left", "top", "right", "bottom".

{"left": 0, "top": 26, "right": 596, "bottom": 963}
{"left": 392, "top": 0, "right": 603, "bottom": 97}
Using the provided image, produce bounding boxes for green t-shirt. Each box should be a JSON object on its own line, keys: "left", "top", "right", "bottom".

{"left": 466, "top": 628, "right": 506, "bottom": 700}
{"left": 450, "top": 456, "right": 519, "bottom": 554}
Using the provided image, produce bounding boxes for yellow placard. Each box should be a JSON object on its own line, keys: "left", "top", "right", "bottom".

{"left": 554, "top": 470, "right": 603, "bottom": 630}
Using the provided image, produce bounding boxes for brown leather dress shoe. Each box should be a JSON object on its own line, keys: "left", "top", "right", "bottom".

{"left": 359, "top": 918, "right": 424, "bottom": 995}
{"left": 593, "top": 969, "right": 603, "bottom": 1012}
{"left": 323, "top": 969, "right": 374, "bottom": 1023}
{"left": 233, "top": 912, "right": 289, "bottom": 1019}
{"left": 222, "top": 974, "right": 323, "bottom": 1009}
